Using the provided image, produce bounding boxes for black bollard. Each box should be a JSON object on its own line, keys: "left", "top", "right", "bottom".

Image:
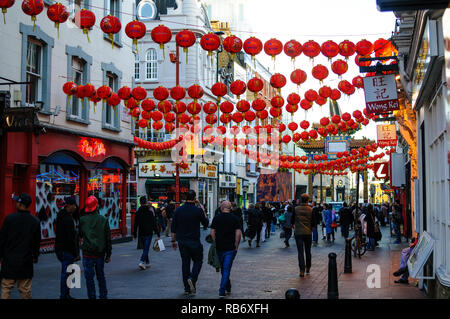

{"left": 327, "top": 252, "right": 339, "bottom": 299}
{"left": 344, "top": 238, "right": 352, "bottom": 273}
{"left": 285, "top": 288, "right": 300, "bottom": 299}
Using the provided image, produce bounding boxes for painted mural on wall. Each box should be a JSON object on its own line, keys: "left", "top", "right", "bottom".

{"left": 257, "top": 172, "right": 292, "bottom": 202}
{"left": 98, "top": 192, "right": 121, "bottom": 230}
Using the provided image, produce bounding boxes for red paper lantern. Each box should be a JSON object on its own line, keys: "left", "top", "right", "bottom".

{"left": 151, "top": 110, "right": 163, "bottom": 121}
{"left": 75, "top": 9, "right": 95, "bottom": 42}
{"left": 300, "top": 120, "right": 310, "bottom": 130}
{"left": 319, "top": 86, "right": 332, "bottom": 99}
{"left": 211, "top": 82, "right": 228, "bottom": 101}
{"left": 170, "top": 85, "right": 186, "bottom": 101}
{"left": 106, "top": 93, "right": 120, "bottom": 107}
{"left": 264, "top": 38, "right": 283, "bottom": 60}
{"left": 286, "top": 103, "right": 298, "bottom": 114}
{"left": 321, "top": 40, "right": 339, "bottom": 60}
{"left": 205, "top": 114, "right": 217, "bottom": 125}
{"left": 352, "top": 76, "right": 364, "bottom": 89}
{"left": 338, "top": 40, "right": 356, "bottom": 59}
{"left": 285, "top": 93, "right": 299, "bottom": 105}
{"left": 305, "top": 89, "right": 318, "bottom": 102}
{"left": 131, "top": 86, "right": 147, "bottom": 101}
{"left": 220, "top": 101, "right": 234, "bottom": 113}
{"left": 117, "top": 86, "right": 131, "bottom": 100}
{"left": 353, "top": 110, "right": 363, "bottom": 119}
{"left": 97, "top": 85, "right": 112, "bottom": 101}
{"left": 318, "top": 127, "right": 328, "bottom": 137}
{"left": 187, "top": 84, "right": 204, "bottom": 101}
{"left": 309, "top": 130, "right": 318, "bottom": 139}
{"left": 252, "top": 99, "right": 266, "bottom": 112}
{"left": 271, "top": 95, "right": 284, "bottom": 108}
{"left": 153, "top": 121, "right": 163, "bottom": 131}
{"left": 288, "top": 122, "right": 298, "bottom": 131}
{"left": 269, "top": 107, "right": 282, "bottom": 118}
{"left": 125, "top": 20, "right": 146, "bottom": 53}
{"left": 0, "top": 0, "right": 14, "bottom": 24}
{"left": 270, "top": 73, "right": 286, "bottom": 94}
{"left": 223, "top": 35, "right": 242, "bottom": 60}
{"left": 282, "top": 135, "right": 291, "bottom": 144}
{"left": 232, "top": 112, "right": 244, "bottom": 124}
{"left": 176, "top": 29, "right": 196, "bottom": 63}
{"left": 373, "top": 38, "right": 393, "bottom": 57}
{"left": 47, "top": 2, "right": 69, "bottom": 38}
{"left": 300, "top": 99, "right": 312, "bottom": 110}
{"left": 138, "top": 118, "right": 148, "bottom": 128}
{"left": 126, "top": 97, "right": 138, "bottom": 109}
{"left": 151, "top": 24, "right": 172, "bottom": 58}
{"left": 100, "top": 15, "right": 122, "bottom": 48}
{"left": 320, "top": 117, "right": 330, "bottom": 126}
{"left": 63, "top": 81, "right": 77, "bottom": 96}
{"left": 158, "top": 100, "right": 172, "bottom": 113}
{"left": 187, "top": 102, "right": 201, "bottom": 115}
{"left": 200, "top": 32, "right": 221, "bottom": 58}
{"left": 330, "top": 89, "right": 341, "bottom": 101}
{"left": 220, "top": 113, "right": 232, "bottom": 124}
{"left": 312, "top": 64, "right": 329, "bottom": 82}
{"left": 302, "top": 40, "right": 321, "bottom": 59}
{"left": 22, "top": 0, "right": 44, "bottom": 31}
{"left": 338, "top": 80, "right": 354, "bottom": 95}
{"left": 283, "top": 39, "right": 302, "bottom": 61}
{"left": 355, "top": 54, "right": 371, "bottom": 67}
{"left": 290, "top": 69, "right": 307, "bottom": 87}
{"left": 131, "top": 107, "right": 141, "bottom": 118}
{"left": 331, "top": 115, "right": 341, "bottom": 124}
{"left": 237, "top": 100, "right": 250, "bottom": 112}
{"left": 243, "top": 37, "right": 263, "bottom": 63}
{"left": 153, "top": 86, "right": 169, "bottom": 101}
{"left": 356, "top": 39, "right": 374, "bottom": 56}
{"left": 244, "top": 111, "right": 256, "bottom": 122}
{"left": 256, "top": 110, "right": 268, "bottom": 120}
{"left": 78, "top": 83, "right": 95, "bottom": 99}
{"left": 342, "top": 112, "right": 351, "bottom": 121}
{"left": 173, "top": 101, "right": 186, "bottom": 114}
{"left": 203, "top": 101, "right": 217, "bottom": 114}
{"left": 165, "top": 122, "right": 175, "bottom": 133}
{"left": 141, "top": 111, "right": 151, "bottom": 120}
{"left": 247, "top": 77, "right": 264, "bottom": 96}
{"left": 331, "top": 59, "right": 348, "bottom": 76}
{"left": 230, "top": 80, "right": 246, "bottom": 99}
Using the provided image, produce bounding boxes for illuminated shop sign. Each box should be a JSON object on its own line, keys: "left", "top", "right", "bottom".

{"left": 79, "top": 138, "right": 106, "bottom": 158}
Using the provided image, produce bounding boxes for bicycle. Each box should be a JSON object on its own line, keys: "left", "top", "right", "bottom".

{"left": 350, "top": 222, "right": 367, "bottom": 258}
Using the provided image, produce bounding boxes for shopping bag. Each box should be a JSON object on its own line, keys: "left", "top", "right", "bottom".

{"left": 322, "top": 228, "right": 327, "bottom": 238}
{"left": 157, "top": 239, "right": 165, "bottom": 251}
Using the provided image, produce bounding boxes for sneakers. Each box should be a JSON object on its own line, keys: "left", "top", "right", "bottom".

{"left": 306, "top": 268, "right": 310, "bottom": 274}
{"left": 138, "top": 262, "right": 146, "bottom": 270}
{"left": 299, "top": 272, "right": 305, "bottom": 277}
{"left": 219, "top": 292, "right": 226, "bottom": 298}
{"left": 393, "top": 267, "right": 407, "bottom": 277}
{"left": 187, "top": 278, "right": 196, "bottom": 295}
{"left": 394, "top": 278, "right": 408, "bottom": 284}
{"left": 284, "top": 240, "right": 289, "bottom": 248}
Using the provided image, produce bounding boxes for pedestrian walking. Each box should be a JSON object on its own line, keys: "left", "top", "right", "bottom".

{"left": 55, "top": 196, "right": 80, "bottom": 299}
{"left": 339, "top": 202, "right": 353, "bottom": 239}
{"left": 134, "top": 196, "right": 161, "bottom": 270}
{"left": 0, "top": 193, "right": 40, "bottom": 299}
{"left": 171, "top": 190, "right": 209, "bottom": 295}
{"left": 165, "top": 201, "right": 175, "bottom": 237}
{"left": 246, "top": 204, "right": 263, "bottom": 247}
{"left": 292, "top": 194, "right": 313, "bottom": 277}
{"left": 263, "top": 203, "right": 273, "bottom": 239}
{"left": 231, "top": 203, "right": 245, "bottom": 241}
{"left": 311, "top": 202, "right": 322, "bottom": 246}
{"left": 324, "top": 204, "right": 334, "bottom": 242}
{"left": 210, "top": 201, "right": 241, "bottom": 298}
{"left": 79, "top": 196, "right": 112, "bottom": 299}
{"left": 366, "top": 204, "right": 378, "bottom": 251}
{"left": 282, "top": 205, "right": 294, "bottom": 247}
{"left": 259, "top": 203, "right": 267, "bottom": 242}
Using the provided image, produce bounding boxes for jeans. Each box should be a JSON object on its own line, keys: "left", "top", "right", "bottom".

{"left": 393, "top": 221, "right": 401, "bottom": 242}
{"left": 178, "top": 240, "right": 204, "bottom": 291}
{"left": 367, "top": 237, "right": 376, "bottom": 250}
{"left": 60, "top": 252, "right": 75, "bottom": 299}
{"left": 83, "top": 257, "right": 107, "bottom": 299}
{"left": 283, "top": 227, "right": 293, "bottom": 242}
{"left": 312, "top": 227, "right": 318, "bottom": 243}
{"left": 217, "top": 250, "right": 237, "bottom": 294}
{"left": 294, "top": 235, "right": 312, "bottom": 272}
{"left": 265, "top": 222, "right": 271, "bottom": 238}
{"left": 341, "top": 224, "right": 350, "bottom": 239}
{"left": 400, "top": 247, "right": 412, "bottom": 281}
{"left": 140, "top": 235, "right": 152, "bottom": 263}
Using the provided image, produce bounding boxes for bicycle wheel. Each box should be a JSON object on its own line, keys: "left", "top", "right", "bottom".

{"left": 359, "top": 240, "right": 367, "bottom": 256}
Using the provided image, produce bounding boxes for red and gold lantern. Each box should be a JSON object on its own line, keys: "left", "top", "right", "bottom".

{"left": 290, "top": 69, "right": 307, "bottom": 87}
{"left": 305, "top": 89, "right": 318, "bottom": 102}
{"left": 356, "top": 39, "right": 374, "bottom": 56}
{"left": 331, "top": 59, "right": 348, "bottom": 77}
{"left": 338, "top": 40, "right": 356, "bottom": 59}
{"left": 312, "top": 64, "right": 329, "bottom": 82}
{"left": 302, "top": 40, "right": 321, "bottom": 60}
{"left": 270, "top": 73, "right": 286, "bottom": 94}
{"left": 200, "top": 32, "right": 221, "bottom": 62}
{"left": 153, "top": 86, "right": 169, "bottom": 101}
{"left": 151, "top": 24, "right": 172, "bottom": 58}
{"left": 264, "top": 38, "right": 283, "bottom": 62}
{"left": 230, "top": 80, "right": 246, "bottom": 99}
{"left": 247, "top": 77, "right": 264, "bottom": 98}
{"left": 100, "top": 15, "right": 122, "bottom": 48}
{"left": 75, "top": 9, "right": 96, "bottom": 42}
{"left": 46, "top": 2, "right": 69, "bottom": 39}
{"left": 321, "top": 40, "right": 339, "bottom": 60}
{"left": 170, "top": 85, "right": 186, "bottom": 101}
{"left": 211, "top": 82, "right": 227, "bottom": 102}
{"left": 243, "top": 36, "right": 263, "bottom": 65}
{"left": 223, "top": 35, "right": 242, "bottom": 61}
{"left": 283, "top": 39, "right": 302, "bottom": 62}
{"left": 176, "top": 29, "right": 196, "bottom": 63}
{"left": 22, "top": 0, "right": 44, "bottom": 32}
{"left": 187, "top": 84, "right": 204, "bottom": 102}
{"left": 131, "top": 86, "right": 147, "bottom": 101}
{"left": 237, "top": 100, "right": 250, "bottom": 113}
{"left": 125, "top": 20, "right": 146, "bottom": 54}
{"left": 0, "top": 0, "right": 14, "bottom": 24}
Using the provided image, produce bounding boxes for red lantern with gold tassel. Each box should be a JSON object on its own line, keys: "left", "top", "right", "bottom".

{"left": 290, "top": 69, "right": 307, "bottom": 88}
{"left": 153, "top": 86, "right": 169, "bottom": 101}
{"left": 264, "top": 38, "right": 283, "bottom": 62}
{"left": 243, "top": 36, "right": 263, "bottom": 66}
{"left": 187, "top": 84, "right": 204, "bottom": 102}
{"left": 338, "top": 40, "right": 356, "bottom": 60}
{"left": 223, "top": 35, "right": 242, "bottom": 61}
{"left": 230, "top": 80, "right": 246, "bottom": 99}
{"left": 22, "top": 0, "right": 44, "bottom": 32}
{"left": 271, "top": 95, "right": 284, "bottom": 108}
{"left": 356, "top": 39, "right": 374, "bottom": 56}
{"left": 125, "top": 20, "right": 146, "bottom": 54}
{"left": 237, "top": 100, "right": 250, "bottom": 113}
{"left": 0, "top": 0, "right": 14, "bottom": 24}
{"left": 302, "top": 40, "right": 321, "bottom": 60}
{"left": 75, "top": 9, "right": 95, "bottom": 42}
{"left": 270, "top": 73, "right": 286, "bottom": 95}
{"left": 151, "top": 24, "right": 172, "bottom": 59}
{"left": 321, "top": 40, "right": 339, "bottom": 60}
{"left": 200, "top": 32, "right": 221, "bottom": 63}
{"left": 312, "top": 64, "right": 329, "bottom": 82}
{"left": 100, "top": 15, "right": 122, "bottom": 49}
{"left": 331, "top": 59, "right": 348, "bottom": 77}
{"left": 283, "top": 39, "right": 302, "bottom": 63}
{"left": 211, "top": 82, "right": 227, "bottom": 102}
{"left": 247, "top": 77, "right": 264, "bottom": 98}
{"left": 46, "top": 2, "right": 69, "bottom": 39}
{"left": 176, "top": 29, "right": 196, "bottom": 64}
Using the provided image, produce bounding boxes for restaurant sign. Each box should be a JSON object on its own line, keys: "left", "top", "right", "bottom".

{"left": 376, "top": 124, "right": 398, "bottom": 147}
{"left": 198, "top": 164, "right": 218, "bottom": 178}
{"left": 138, "top": 162, "right": 196, "bottom": 178}
{"left": 363, "top": 74, "right": 399, "bottom": 114}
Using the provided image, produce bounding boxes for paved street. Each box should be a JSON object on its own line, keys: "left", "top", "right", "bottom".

{"left": 3, "top": 225, "right": 426, "bottom": 299}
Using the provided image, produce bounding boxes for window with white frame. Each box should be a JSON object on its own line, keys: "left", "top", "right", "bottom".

{"left": 134, "top": 54, "right": 140, "bottom": 80}
{"left": 105, "top": 72, "right": 117, "bottom": 125}
{"left": 71, "top": 57, "right": 85, "bottom": 118}
{"left": 69, "top": 0, "right": 83, "bottom": 19}
{"left": 146, "top": 48, "right": 157, "bottom": 80}
{"left": 25, "top": 38, "right": 42, "bottom": 106}
{"left": 105, "top": 0, "right": 120, "bottom": 43}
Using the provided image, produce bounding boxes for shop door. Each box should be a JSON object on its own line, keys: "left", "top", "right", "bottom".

{"left": 12, "top": 164, "right": 27, "bottom": 195}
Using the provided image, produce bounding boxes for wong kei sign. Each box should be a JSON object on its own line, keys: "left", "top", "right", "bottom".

{"left": 363, "top": 74, "right": 400, "bottom": 114}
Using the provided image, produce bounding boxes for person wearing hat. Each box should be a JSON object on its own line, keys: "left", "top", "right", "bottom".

{"left": 79, "top": 195, "right": 112, "bottom": 299}
{"left": 55, "top": 196, "right": 80, "bottom": 299}
{"left": 0, "top": 193, "right": 41, "bottom": 299}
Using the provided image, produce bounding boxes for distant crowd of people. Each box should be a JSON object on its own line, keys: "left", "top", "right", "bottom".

{"left": 0, "top": 190, "right": 410, "bottom": 299}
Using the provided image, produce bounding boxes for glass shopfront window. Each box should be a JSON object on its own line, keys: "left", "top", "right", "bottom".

{"left": 36, "top": 164, "right": 80, "bottom": 239}
{"left": 88, "top": 168, "right": 122, "bottom": 230}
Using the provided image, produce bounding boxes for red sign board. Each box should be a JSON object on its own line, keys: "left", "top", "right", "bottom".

{"left": 373, "top": 162, "right": 390, "bottom": 180}
{"left": 363, "top": 74, "right": 400, "bottom": 114}
{"left": 377, "top": 124, "right": 398, "bottom": 147}
{"left": 78, "top": 138, "right": 106, "bottom": 158}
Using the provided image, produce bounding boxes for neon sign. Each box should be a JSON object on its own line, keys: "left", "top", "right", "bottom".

{"left": 79, "top": 138, "right": 106, "bottom": 158}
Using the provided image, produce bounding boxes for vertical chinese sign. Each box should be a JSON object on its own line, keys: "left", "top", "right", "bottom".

{"left": 363, "top": 74, "right": 399, "bottom": 114}
{"left": 376, "top": 124, "right": 398, "bottom": 147}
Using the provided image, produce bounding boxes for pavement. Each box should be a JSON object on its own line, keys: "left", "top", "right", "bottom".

{"left": 2, "top": 223, "right": 426, "bottom": 299}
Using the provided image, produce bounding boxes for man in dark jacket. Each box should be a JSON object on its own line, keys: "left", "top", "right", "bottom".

{"left": 0, "top": 193, "right": 40, "bottom": 299}
{"left": 291, "top": 194, "right": 313, "bottom": 277}
{"left": 231, "top": 203, "right": 245, "bottom": 241}
{"left": 171, "top": 190, "right": 209, "bottom": 295}
{"left": 79, "top": 196, "right": 112, "bottom": 299}
{"left": 246, "top": 204, "right": 263, "bottom": 247}
{"left": 55, "top": 196, "right": 79, "bottom": 299}
{"left": 339, "top": 202, "right": 353, "bottom": 239}
{"left": 263, "top": 203, "right": 273, "bottom": 239}
{"left": 311, "top": 202, "right": 322, "bottom": 245}
{"left": 134, "top": 196, "right": 160, "bottom": 270}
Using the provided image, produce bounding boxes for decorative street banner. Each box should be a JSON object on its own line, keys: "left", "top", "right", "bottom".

{"left": 377, "top": 124, "right": 398, "bottom": 147}
{"left": 257, "top": 172, "right": 292, "bottom": 202}
{"left": 363, "top": 74, "right": 399, "bottom": 114}
{"left": 138, "top": 162, "right": 196, "bottom": 178}
{"left": 373, "top": 161, "right": 390, "bottom": 180}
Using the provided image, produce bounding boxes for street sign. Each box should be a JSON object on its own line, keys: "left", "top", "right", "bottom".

{"left": 373, "top": 162, "right": 390, "bottom": 179}
{"left": 377, "top": 124, "right": 398, "bottom": 147}
{"left": 363, "top": 74, "right": 399, "bottom": 114}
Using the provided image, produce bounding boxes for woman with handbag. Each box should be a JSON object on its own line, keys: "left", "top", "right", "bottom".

{"left": 365, "top": 204, "right": 377, "bottom": 251}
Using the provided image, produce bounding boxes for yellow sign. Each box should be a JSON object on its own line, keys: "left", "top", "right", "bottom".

{"left": 198, "top": 164, "right": 217, "bottom": 178}
{"left": 236, "top": 178, "right": 241, "bottom": 195}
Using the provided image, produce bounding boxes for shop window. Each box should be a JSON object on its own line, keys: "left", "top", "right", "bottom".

{"left": 71, "top": 57, "right": 85, "bottom": 119}
{"left": 127, "top": 167, "right": 137, "bottom": 213}
{"left": 101, "top": 62, "right": 122, "bottom": 131}
{"left": 25, "top": 38, "right": 42, "bottom": 107}
{"left": 105, "top": 72, "right": 117, "bottom": 126}
{"left": 146, "top": 48, "right": 158, "bottom": 80}
{"left": 36, "top": 164, "right": 80, "bottom": 239}
{"left": 134, "top": 53, "right": 140, "bottom": 80}
{"left": 104, "top": 0, "right": 122, "bottom": 46}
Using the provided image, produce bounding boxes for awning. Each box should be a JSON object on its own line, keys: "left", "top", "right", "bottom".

{"left": 145, "top": 178, "right": 190, "bottom": 186}
{"left": 41, "top": 151, "right": 81, "bottom": 166}
{"left": 97, "top": 158, "right": 125, "bottom": 170}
